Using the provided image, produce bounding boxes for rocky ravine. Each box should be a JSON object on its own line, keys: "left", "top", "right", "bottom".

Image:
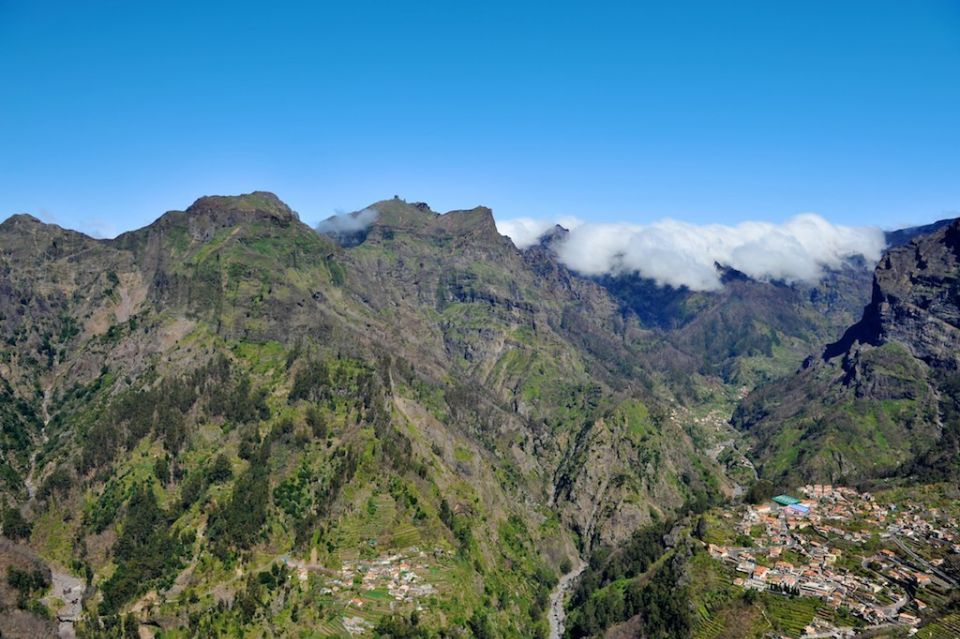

{"left": 44, "top": 568, "right": 84, "bottom": 639}
{"left": 548, "top": 559, "right": 586, "bottom": 639}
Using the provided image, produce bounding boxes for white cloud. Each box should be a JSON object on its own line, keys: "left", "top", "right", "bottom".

{"left": 494, "top": 216, "right": 583, "bottom": 249}
{"left": 495, "top": 213, "right": 886, "bottom": 291}
{"left": 315, "top": 207, "right": 379, "bottom": 235}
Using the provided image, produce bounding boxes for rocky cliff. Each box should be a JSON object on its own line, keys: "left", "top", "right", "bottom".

{"left": 734, "top": 219, "right": 960, "bottom": 484}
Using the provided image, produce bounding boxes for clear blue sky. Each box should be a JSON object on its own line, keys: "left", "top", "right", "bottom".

{"left": 2, "top": 0, "right": 958, "bottom": 236}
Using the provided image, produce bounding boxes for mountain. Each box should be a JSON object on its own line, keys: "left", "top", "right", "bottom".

{"left": 884, "top": 217, "right": 956, "bottom": 248}
{"left": 594, "top": 259, "right": 875, "bottom": 389}
{"left": 568, "top": 218, "right": 944, "bottom": 391}
{"left": 551, "top": 221, "right": 960, "bottom": 639}
{"left": 733, "top": 218, "right": 960, "bottom": 485}
{"left": 0, "top": 193, "right": 731, "bottom": 637}
{"left": 2, "top": 192, "right": 952, "bottom": 637}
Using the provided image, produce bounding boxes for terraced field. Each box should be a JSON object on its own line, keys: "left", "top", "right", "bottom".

{"left": 692, "top": 606, "right": 727, "bottom": 639}
{"left": 917, "top": 612, "right": 960, "bottom": 639}
{"left": 692, "top": 592, "right": 822, "bottom": 639}
{"left": 763, "top": 596, "right": 821, "bottom": 637}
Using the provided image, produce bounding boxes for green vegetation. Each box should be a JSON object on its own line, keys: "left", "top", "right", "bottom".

{"left": 206, "top": 446, "right": 271, "bottom": 555}
{"left": 2, "top": 506, "right": 32, "bottom": 540}
{"left": 7, "top": 565, "right": 50, "bottom": 606}
{"left": 565, "top": 519, "right": 693, "bottom": 638}
{"left": 735, "top": 342, "right": 943, "bottom": 485}
{"left": 7, "top": 193, "right": 954, "bottom": 639}
{"left": 99, "top": 483, "right": 185, "bottom": 613}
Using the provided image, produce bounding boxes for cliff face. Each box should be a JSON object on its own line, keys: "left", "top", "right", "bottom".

{"left": 734, "top": 219, "right": 960, "bottom": 485}
{"left": 870, "top": 220, "right": 960, "bottom": 368}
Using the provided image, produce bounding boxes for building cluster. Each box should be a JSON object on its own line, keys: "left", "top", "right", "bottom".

{"left": 708, "top": 484, "right": 960, "bottom": 636}
{"left": 322, "top": 548, "right": 437, "bottom": 606}
{"left": 281, "top": 546, "right": 439, "bottom": 635}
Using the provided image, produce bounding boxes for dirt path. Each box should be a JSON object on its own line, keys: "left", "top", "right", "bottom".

{"left": 548, "top": 559, "right": 586, "bottom": 639}
{"left": 44, "top": 567, "right": 84, "bottom": 639}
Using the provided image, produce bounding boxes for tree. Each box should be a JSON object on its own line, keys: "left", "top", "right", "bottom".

{"left": 153, "top": 456, "right": 171, "bottom": 484}
{"left": 7, "top": 566, "right": 49, "bottom": 594}
{"left": 373, "top": 612, "right": 429, "bottom": 638}
{"left": 207, "top": 446, "right": 269, "bottom": 553}
{"left": 208, "top": 454, "right": 233, "bottom": 483}
{"left": 2, "top": 507, "right": 31, "bottom": 540}
{"left": 467, "top": 610, "right": 495, "bottom": 639}
{"left": 305, "top": 406, "right": 327, "bottom": 439}
{"left": 99, "top": 484, "right": 183, "bottom": 614}
{"left": 746, "top": 479, "right": 775, "bottom": 505}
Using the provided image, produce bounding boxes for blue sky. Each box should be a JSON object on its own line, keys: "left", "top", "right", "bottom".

{"left": 1, "top": 0, "right": 958, "bottom": 236}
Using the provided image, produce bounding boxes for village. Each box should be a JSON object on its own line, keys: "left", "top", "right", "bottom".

{"left": 326, "top": 549, "right": 438, "bottom": 606}
{"left": 707, "top": 484, "right": 960, "bottom": 638}
{"left": 283, "top": 546, "right": 440, "bottom": 636}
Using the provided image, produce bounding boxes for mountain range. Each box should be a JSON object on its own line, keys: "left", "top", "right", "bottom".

{"left": 0, "top": 192, "right": 956, "bottom": 638}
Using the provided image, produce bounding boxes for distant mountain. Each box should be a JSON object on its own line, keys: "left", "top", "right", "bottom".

{"left": 733, "top": 218, "right": 960, "bottom": 485}
{"left": 586, "top": 218, "right": 956, "bottom": 389}
{"left": 594, "top": 260, "right": 874, "bottom": 387}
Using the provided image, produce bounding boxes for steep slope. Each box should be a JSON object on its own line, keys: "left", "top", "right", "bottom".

{"left": 594, "top": 260, "right": 876, "bottom": 390}
{"left": 733, "top": 218, "right": 960, "bottom": 485}
{"left": 0, "top": 213, "right": 139, "bottom": 501}
{"left": 0, "top": 193, "right": 729, "bottom": 637}
{"left": 590, "top": 223, "right": 942, "bottom": 391}
{"left": 330, "top": 198, "right": 728, "bottom": 545}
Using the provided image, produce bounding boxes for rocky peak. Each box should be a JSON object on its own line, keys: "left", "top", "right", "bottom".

{"left": 433, "top": 206, "right": 501, "bottom": 239}
{"left": 185, "top": 191, "right": 298, "bottom": 225}
{"left": 0, "top": 214, "right": 94, "bottom": 242}
{"left": 715, "top": 262, "right": 751, "bottom": 284}
{"left": 365, "top": 198, "right": 437, "bottom": 231}
{"left": 111, "top": 191, "right": 304, "bottom": 251}
{"left": 0, "top": 213, "right": 46, "bottom": 230}
{"left": 884, "top": 217, "right": 957, "bottom": 248}
{"left": 536, "top": 224, "right": 570, "bottom": 250}
{"left": 0, "top": 213, "right": 106, "bottom": 265}
{"left": 825, "top": 217, "right": 960, "bottom": 367}
{"left": 342, "top": 199, "right": 510, "bottom": 251}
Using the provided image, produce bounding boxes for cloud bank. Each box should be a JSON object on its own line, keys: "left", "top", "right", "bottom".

{"left": 496, "top": 213, "right": 886, "bottom": 291}
{"left": 494, "top": 215, "right": 584, "bottom": 248}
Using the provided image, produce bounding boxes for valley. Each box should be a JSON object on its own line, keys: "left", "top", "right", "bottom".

{"left": 0, "top": 194, "right": 957, "bottom": 639}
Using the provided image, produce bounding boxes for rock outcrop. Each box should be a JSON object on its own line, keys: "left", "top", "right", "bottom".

{"left": 735, "top": 218, "right": 960, "bottom": 484}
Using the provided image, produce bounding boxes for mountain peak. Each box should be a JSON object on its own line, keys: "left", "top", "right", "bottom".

{"left": 327, "top": 198, "right": 507, "bottom": 248}
{"left": 0, "top": 213, "right": 96, "bottom": 244}
{"left": 824, "top": 218, "right": 960, "bottom": 362}
{"left": 185, "top": 191, "right": 297, "bottom": 221}
{"left": 364, "top": 197, "right": 438, "bottom": 229}
{"left": 433, "top": 206, "right": 498, "bottom": 237}
{"left": 0, "top": 214, "right": 77, "bottom": 238}
{"left": 0, "top": 213, "right": 46, "bottom": 227}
